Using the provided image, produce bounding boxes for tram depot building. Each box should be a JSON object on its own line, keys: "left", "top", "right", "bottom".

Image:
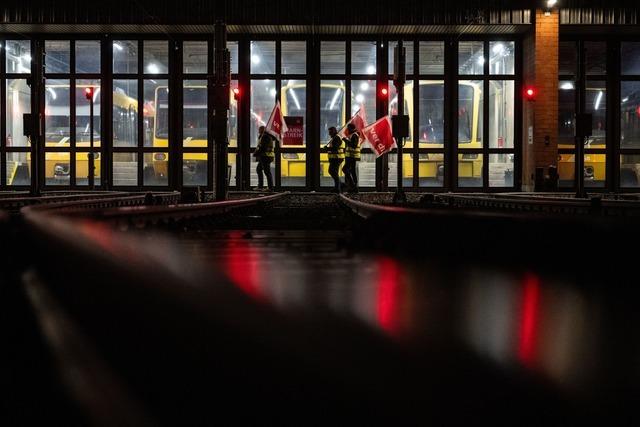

{"left": 0, "top": 0, "right": 639, "bottom": 194}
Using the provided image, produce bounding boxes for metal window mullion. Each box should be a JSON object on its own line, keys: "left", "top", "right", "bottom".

{"left": 483, "top": 40, "right": 490, "bottom": 190}
{"left": 1, "top": 37, "right": 5, "bottom": 187}
{"left": 412, "top": 39, "right": 420, "bottom": 189}
{"left": 138, "top": 40, "right": 144, "bottom": 187}
{"left": 448, "top": 39, "right": 458, "bottom": 191}
{"left": 274, "top": 40, "right": 282, "bottom": 189}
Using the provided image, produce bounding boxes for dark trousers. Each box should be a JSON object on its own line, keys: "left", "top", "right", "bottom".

{"left": 342, "top": 157, "right": 358, "bottom": 190}
{"left": 328, "top": 159, "right": 343, "bottom": 192}
{"left": 256, "top": 157, "right": 274, "bottom": 189}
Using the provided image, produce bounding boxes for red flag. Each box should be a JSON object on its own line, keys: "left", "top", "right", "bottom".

{"left": 339, "top": 107, "right": 368, "bottom": 143}
{"left": 265, "top": 101, "right": 288, "bottom": 142}
{"left": 362, "top": 116, "right": 396, "bottom": 157}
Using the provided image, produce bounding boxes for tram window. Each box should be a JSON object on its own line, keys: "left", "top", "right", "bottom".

{"left": 389, "top": 41, "right": 414, "bottom": 75}
{"left": 144, "top": 41, "right": 168, "bottom": 74}
{"left": 250, "top": 41, "right": 275, "bottom": 74}
{"left": 250, "top": 79, "right": 276, "bottom": 147}
{"left": 183, "top": 41, "right": 208, "bottom": 74}
{"left": 621, "top": 81, "right": 640, "bottom": 149}
{"left": 418, "top": 81, "right": 444, "bottom": 148}
{"left": 76, "top": 79, "right": 101, "bottom": 148}
{"left": 282, "top": 41, "right": 306, "bottom": 74}
{"left": 458, "top": 81, "right": 483, "bottom": 147}
{"left": 5, "top": 40, "right": 31, "bottom": 74}
{"left": 5, "top": 79, "right": 31, "bottom": 147}
{"left": 146, "top": 80, "right": 168, "bottom": 147}
{"left": 459, "top": 42, "right": 484, "bottom": 75}
{"left": 113, "top": 41, "right": 138, "bottom": 74}
{"left": 558, "top": 80, "right": 575, "bottom": 149}
{"left": 489, "top": 80, "right": 514, "bottom": 149}
{"left": 321, "top": 42, "right": 345, "bottom": 74}
{"left": 45, "top": 40, "right": 70, "bottom": 74}
{"left": 621, "top": 42, "right": 640, "bottom": 75}
{"left": 113, "top": 80, "right": 138, "bottom": 147}
{"left": 352, "top": 41, "right": 376, "bottom": 75}
{"left": 585, "top": 82, "right": 606, "bottom": 147}
{"left": 419, "top": 42, "right": 444, "bottom": 75}
{"left": 489, "top": 41, "right": 514, "bottom": 75}
{"left": 45, "top": 79, "right": 71, "bottom": 147}
{"left": 319, "top": 80, "right": 345, "bottom": 143}
{"left": 585, "top": 42, "right": 606, "bottom": 75}
{"left": 76, "top": 41, "right": 101, "bottom": 74}
{"left": 559, "top": 41, "right": 577, "bottom": 76}
{"left": 183, "top": 80, "right": 207, "bottom": 147}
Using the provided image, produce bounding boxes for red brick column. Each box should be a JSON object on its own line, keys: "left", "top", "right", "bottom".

{"left": 522, "top": 9, "right": 559, "bottom": 191}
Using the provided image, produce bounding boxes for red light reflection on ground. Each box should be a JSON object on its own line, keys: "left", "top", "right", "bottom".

{"left": 518, "top": 273, "right": 540, "bottom": 366}
{"left": 224, "top": 231, "right": 264, "bottom": 301}
{"left": 376, "top": 256, "right": 402, "bottom": 336}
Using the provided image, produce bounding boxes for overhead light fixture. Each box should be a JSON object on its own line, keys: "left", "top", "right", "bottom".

{"left": 545, "top": 0, "right": 558, "bottom": 16}
{"left": 594, "top": 90, "right": 603, "bottom": 111}
{"left": 113, "top": 42, "right": 123, "bottom": 51}
{"left": 355, "top": 94, "right": 365, "bottom": 103}
{"left": 146, "top": 63, "right": 160, "bottom": 74}
{"left": 492, "top": 43, "right": 504, "bottom": 54}
{"left": 366, "top": 65, "right": 376, "bottom": 75}
{"left": 360, "top": 82, "right": 370, "bottom": 91}
{"left": 560, "top": 81, "right": 574, "bottom": 90}
{"left": 251, "top": 54, "right": 261, "bottom": 65}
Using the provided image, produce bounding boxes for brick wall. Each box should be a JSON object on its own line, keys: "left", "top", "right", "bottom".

{"left": 522, "top": 9, "right": 559, "bottom": 190}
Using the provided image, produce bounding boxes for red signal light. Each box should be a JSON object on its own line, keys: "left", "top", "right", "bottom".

{"left": 524, "top": 86, "right": 536, "bottom": 102}
{"left": 380, "top": 87, "right": 388, "bottom": 97}
{"left": 233, "top": 87, "right": 240, "bottom": 101}
{"left": 84, "top": 87, "right": 93, "bottom": 100}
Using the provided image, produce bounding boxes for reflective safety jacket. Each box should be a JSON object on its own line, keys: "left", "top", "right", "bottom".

{"left": 255, "top": 133, "right": 275, "bottom": 159}
{"left": 344, "top": 132, "right": 361, "bottom": 160}
{"left": 327, "top": 135, "right": 345, "bottom": 160}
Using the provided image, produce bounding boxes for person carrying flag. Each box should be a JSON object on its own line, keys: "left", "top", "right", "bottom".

{"left": 326, "top": 126, "right": 345, "bottom": 193}
{"left": 342, "top": 122, "right": 361, "bottom": 193}
{"left": 254, "top": 125, "right": 275, "bottom": 191}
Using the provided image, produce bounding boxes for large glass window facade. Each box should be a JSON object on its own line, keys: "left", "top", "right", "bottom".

{"left": 621, "top": 43, "right": 640, "bottom": 188}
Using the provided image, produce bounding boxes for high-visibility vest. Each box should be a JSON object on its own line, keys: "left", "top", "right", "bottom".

{"left": 257, "top": 134, "right": 275, "bottom": 158}
{"left": 327, "top": 135, "right": 345, "bottom": 160}
{"left": 344, "top": 133, "right": 361, "bottom": 160}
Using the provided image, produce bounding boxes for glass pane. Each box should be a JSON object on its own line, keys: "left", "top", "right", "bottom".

{"left": 6, "top": 79, "right": 31, "bottom": 147}
{"left": 5, "top": 40, "right": 31, "bottom": 74}
{"left": 282, "top": 41, "right": 306, "bottom": 74}
{"left": 228, "top": 41, "right": 239, "bottom": 74}
{"left": 113, "top": 41, "right": 138, "bottom": 74}
{"left": 45, "top": 152, "right": 70, "bottom": 185}
{"left": 388, "top": 154, "right": 413, "bottom": 188}
{"left": 45, "top": 40, "right": 70, "bottom": 74}
{"left": 352, "top": 80, "right": 376, "bottom": 127}
{"left": 418, "top": 80, "right": 444, "bottom": 148}
{"left": 113, "top": 79, "right": 138, "bottom": 147}
{"left": 585, "top": 42, "right": 606, "bottom": 75}
{"left": 621, "top": 42, "right": 640, "bottom": 75}
{"left": 458, "top": 153, "right": 483, "bottom": 187}
{"left": 489, "top": 80, "right": 514, "bottom": 148}
{"left": 586, "top": 81, "right": 606, "bottom": 148}
{"left": 76, "top": 79, "right": 101, "bottom": 148}
{"left": 389, "top": 81, "right": 413, "bottom": 147}
{"left": 281, "top": 153, "right": 306, "bottom": 186}
{"left": 489, "top": 41, "right": 514, "bottom": 75}
{"left": 458, "top": 81, "right": 483, "bottom": 148}
{"left": 144, "top": 41, "right": 168, "bottom": 74}
{"left": 229, "top": 79, "right": 238, "bottom": 147}
{"left": 281, "top": 80, "right": 306, "bottom": 147}
{"left": 183, "top": 153, "right": 207, "bottom": 186}
{"left": 620, "top": 155, "right": 640, "bottom": 188}
{"left": 356, "top": 153, "right": 376, "bottom": 188}
{"left": 321, "top": 41, "right": 345, "bottom": 74}
{"left": 76, "top": 40, "right": 101, "bottom": 73}
{"left": 251, "top": 41, "right": 275, "bottom": 74}
{"left": 621, "top": 82, "right": 640, "bottom": 149}
{"left": 419, "top": 41, "right": 445, "bottom": 75}
{"left": 143, "top": 153, "right": 168, "bottom": 185}
{"left": 6, "top": 152, "right": 31, "bottom": 185}
{"left": 320, "top": 80, "right": 346, "bottom": 143}
{"left": 183, "top": 41, "right": 208, "bottom": 74}
{"left": 389, "top": 41, "right": 414, "bottom": 75}
{"left": 459, "top": 41, "right": 484, "bottom": 75}
{"left": 559, "top": 41, "right": 577, "bottom": 76}
{"left": 489, "top": 153, "right": 514, "bottom": 187}
{"left": 558, "top": 154, "right": 574, "bottom": 188}
{"left": 250, "top": 79, "right": 276, "bottom": 147}
{"left": 559, "top": 80, "right": 576, "bottom": 149}
{"left": 228, "top": 153, "right": 238, "bottom": 187}
{"left": 113, "top": 152, "right": 138, "bottom": 186}
{"left": 183, "top": 80, "right": 207, "bottom": 147}
{"left": 249, "top": 155, "right": 273, "bottom": 188}
{"left": 584, "top": 153, "right": 606, "bottom": 188}
{"left": 418, "top": 153, "right": 444, "bottom": 187}
{"left": 145, "top": 79, "right": 168, "bottom": 147}
{"left": 75, "top": 152, "right": 101, "bottom": 186}
{"left": 352, "top": 41, "right": 376, "bottom": 75}
{"left": 45, "top": 79, "right": 70, "bottom": 147}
